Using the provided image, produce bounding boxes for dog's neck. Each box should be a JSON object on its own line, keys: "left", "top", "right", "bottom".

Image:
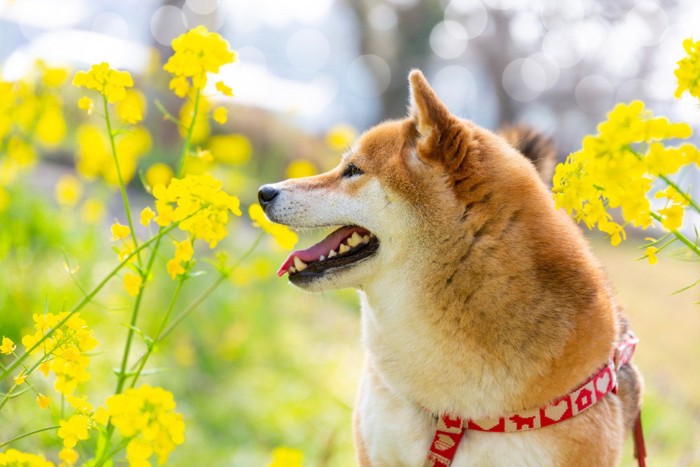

{"left": 358, "top": 206, "right": 617, "bottom": 420}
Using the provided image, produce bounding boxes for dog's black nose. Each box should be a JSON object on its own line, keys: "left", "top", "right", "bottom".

{"left": 258, "top": 185, "right": 280, "bottom": 209}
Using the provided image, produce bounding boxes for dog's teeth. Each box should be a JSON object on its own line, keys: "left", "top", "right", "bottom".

{"left": 289, "top": 267, "right": 297, "bottom": 274}
{"left": 319, "top": 255, "right": 326, "bottom": 261}
{"left": 347, "top": 232, "right": 362, "bottom": 247}
{"left": 339, "top": 243, "right": 350, "bottom": 254}
{"left": 328, "top": 249, "right": 337, "bottom": 258}
{"left": 361, "top": 235, "right": 370, "bottom": 244}
{"left": 293, "top": 257, "right": 307, "bottom": 271}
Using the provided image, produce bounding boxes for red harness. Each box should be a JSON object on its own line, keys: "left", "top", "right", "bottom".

{"left": 425, "top": 331, "right": 646, "bottom": 467}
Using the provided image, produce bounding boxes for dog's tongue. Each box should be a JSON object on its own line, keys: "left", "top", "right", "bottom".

{"left": 277, "top": 226, "right": 368, "bottom": 277}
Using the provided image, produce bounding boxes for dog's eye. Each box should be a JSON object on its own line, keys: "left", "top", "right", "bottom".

{"left": 342, "top": 163, "right": 364, "bottom": 178}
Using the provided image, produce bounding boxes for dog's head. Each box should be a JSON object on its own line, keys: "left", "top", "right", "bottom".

{"left": 259, "top": 70, "right": 553, "bottom": 291}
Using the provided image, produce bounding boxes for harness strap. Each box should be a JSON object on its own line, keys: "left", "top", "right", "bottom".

{"left": 424, "top": 331, "right": 644, "bottom": 467}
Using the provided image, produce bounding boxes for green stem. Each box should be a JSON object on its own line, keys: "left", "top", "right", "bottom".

{"left": 0, "top": 425, "right": 59, "bottom": 449}
{"left": 176, "top": 87, "right": 201, "bottom": 178}
{"left": 154, "top": 99, "right": 186, "bottom": 129}
{"left": 159, "top": 232, "right": 264, "bottom": 341}
{"left": 128, "top": 278, "right": 185, "bottom": 389}
{"left": 0, "top": 223, "right": 179, "bottom": 382}
{"left": 0, "top": 346, "right": 58, "bottom": 411}
{"left": 651, "top": 212, "right": 700, "bottom": 256}
{"left": 114, "top": 226, "right": 168, "bottom": 395}
{"left": 102, "top": 94, "right": 142, "bottom": 267}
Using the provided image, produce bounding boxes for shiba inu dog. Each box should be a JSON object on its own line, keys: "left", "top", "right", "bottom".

{"left": 258, "top": 70, "right": 643, "bottom": 466}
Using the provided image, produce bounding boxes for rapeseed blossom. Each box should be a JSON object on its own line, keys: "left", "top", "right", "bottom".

{"left": 167, "top": 239, "right": 194, "bottom": 280}
{"left": 152, "top": 174, "right": 241, "bottom": 248}
{"left": 552, "top": 100, "right": 695, "bottom": 244}
{"left": 675, "top": 38, "right": 700, "bottom": 99}
{"left": 73, "top": 63, "right": 134, "bottom": 103}
{"left": 326, "top": 124, "right": 357, "bottom": 152}
{"left": 57, "top": 414, "right": 90, "bottom": 448}
{"left": 106, "top": 385, "right": 185, "bottom": 466}
{"left": 267, "top": 447, "right": 304, "bottom": 467}
{"left": 75, "top": 123, "right": 152, "bottom": 185}
{"left": 163, "top": 26, "right": 236, "bottom": 94}
{"left": 0, "top": 449, "right": 54, "bottom": 467}
{"left": 1, "top": 336, "right": 15, "bottom": 354}
{"left": 249, "top": 204, "right": 298, "bottom": 250}
{"left": 22, "top": 312, "right": 98, "bottom": 395}
{"left": 213, "top": 106, "right": 228, "bottom": 124}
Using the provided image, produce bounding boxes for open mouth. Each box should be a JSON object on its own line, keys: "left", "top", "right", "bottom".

{"left": 277, "top": 225, "right": 380, "bottom": 282}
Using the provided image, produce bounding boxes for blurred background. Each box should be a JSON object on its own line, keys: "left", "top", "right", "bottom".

{"left": 0, "top": 0, "right": 699, "bottom": 465}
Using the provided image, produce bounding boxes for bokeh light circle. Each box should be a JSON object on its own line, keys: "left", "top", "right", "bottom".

{"left": 444, "top": 0, "right": 488, "bottom": 39}
{"left": 347, "top": 55, "right": 391, "bottom": 98}
{"left": 430, "top": 21, "right": 468, "bottom": 60}
{"left": 286, "top": 29, "right": 330, "bottom": 74}
{"left": 575, "top": 75, "right": 613, "bottom": 114}
{"left": 625, "top": 2, "right": 669, "bottom": 47}
{"left": 502, "top": 58, "right": 540, "bottom": 102}
{"left": 432, "top": 65, "right": 476, "bottom": 115}
{"left": 91, "top": 12, "right": 129, "bottom": 40}
{"left": 369, "top": 4, "right": 398, "bottom": 31}
{"left": 150, "top": 6, "right": 187, "bottom": 46}
{"left": 185, "top": 0, "right": 221, "bottom": 16}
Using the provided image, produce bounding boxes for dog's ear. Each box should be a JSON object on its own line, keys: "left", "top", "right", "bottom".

{"left": 408, "top": 70, "right": 453, "bottom": 156}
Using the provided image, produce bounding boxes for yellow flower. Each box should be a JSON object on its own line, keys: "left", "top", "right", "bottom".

{"left": 179, "top": 94, "right": 210, "bottom": 143}
{"left": 167, "top": 258, "right": 186, "bottom": 279}
{"left": 644, "top": 247, "right": 658, "bottom": 264}
{"left": 169, "top": 75, "right": 190, "bottom": 98}
{"left": 78, "top": 96, "right": 94, "bottom": 114}
{"left": 116, "top": 89, "right": 146, "bottom": 124}
{"left": 285, "top": 160, "right": 317, "bottom": 179}
{"left": 35, "top": 104, "right": 67, "bottom": 147}
{"left": 111, "top": 222, "right": 131, "bottom": 241}
{"left": 326, "top": 124, "right": 357, "bottom": 151}
{"left": 22, "top": 312, "right": 97, "bottom": 396}
{"left": 163, "top": 26, "right": 237, "bottom": 91}
{"left": 81, "top": 198, "right": 106, "bottom": 225}
{"left": 40, "top": 63, "right": 69, "bottom": 88}
{"left": 216, "top": 80, "right": 233, "bottom": 97}
{"left": 76, "top": 123, "right": 151, "bottom": 186}
{"left": 14, "top": 372, "right": 27, "bottom": 385}
{"left": 55, "top": 175, "right": 83, "bottom": 208}
{"left": 659, "top": 204, "right": 684, "bottom": 231}
{"left": 106, "top": 385, "right": 185, "bottom": 465}
{"left": 0, "top": 449, "right": 54, "bottom": 467}
{"left": 152, "top": 174, "right": 241, "bottom": 247}
{"left": 124, "top": 273, "right": 142, "bottom": 297}
{"left": 675, "top": 38, "right": 700, "bottom": 99}
{"left": 57, "top": 414, "right": 90, "bottom": 448}
{"left": 0, "top": 336, "right": 15, "bottom": 354}
{"left": 249, "top": 204, "right": 298, "bottom": 250}
{"left": 267, "top": 447, "right": 304, "bottom": 467}
{"left": 213, "top": 106, "right": 228, "bottom": 124}
{"left": 145, "top": 163, "right": 174, "bottom": 189}
{"left": 37, "top": 393, "right": 51, "bottom": 409}
{"left": 39, "top": 361, "right": 51, "bottom": 377}
{"left": 94, "top": 406, "right": 109, "bottom": 426}
{"left": 140, "top": 206, "right": 155, "bottom": 226}
{"left": 73, "top": 62, "right": 134, "bottom": 103}
{"left": 552, "top": 99, "right": 697, "bottom": 244}
{"left": 174, "top": 240, "right": 194, "bottom": 262}
{"left": 59, "top": 447, "right": 79, "bottom": 466}
{"left": 208, "top": 134, "right": 252, "bottom": 165}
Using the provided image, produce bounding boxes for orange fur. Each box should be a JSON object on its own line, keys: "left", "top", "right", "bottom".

{"left": 262, "top": 70, "right": 642, "bottom": 465}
